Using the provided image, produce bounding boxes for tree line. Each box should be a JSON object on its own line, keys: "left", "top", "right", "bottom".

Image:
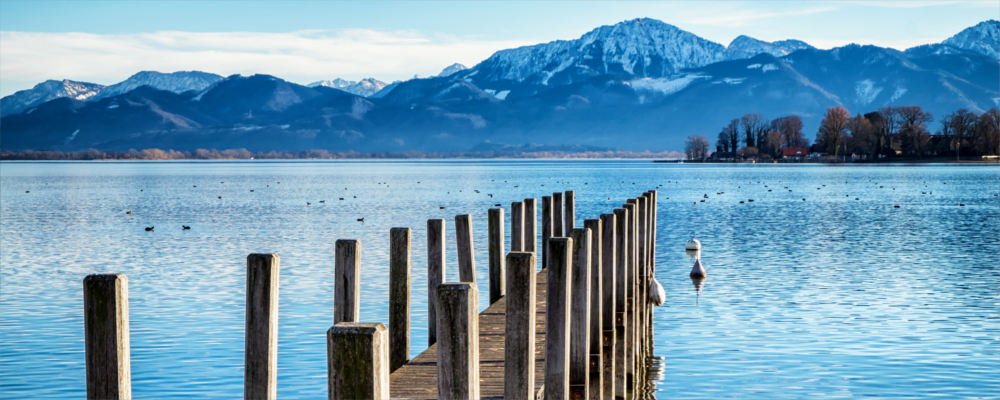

{"left": 686, "top": 106, "right": 1000, "bottom": 161}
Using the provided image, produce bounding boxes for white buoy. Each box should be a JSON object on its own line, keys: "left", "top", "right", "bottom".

{"left": 685, "top": 238, "right": 701, "bottom": 251}
{"left": 648, "top": 277, "right": 666, "bottom": 306}
{"left": 689, "top": 258, "right": 706, "bottom": 278}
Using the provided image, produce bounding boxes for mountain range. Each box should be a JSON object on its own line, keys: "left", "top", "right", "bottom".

{"left": 1, "top": 18, "right": 997, "bottom": 152}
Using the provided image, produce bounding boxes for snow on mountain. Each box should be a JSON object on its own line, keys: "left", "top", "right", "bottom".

{"left": 1, "top": 79, "right": 104, "bottom": 116}
{"left": 437, "top": 63, "right": 468, "bottom": 77}
{"left": 726, "top": 35, "right": 814, "bottom": 59}
{"left": 942, "top": 19, "right": 999, "bottom": 59}
{"left": 470, "top": 18, "right": 726, "bottom": 85}
{"left": 308, "top": 77, "right": 387, "bottom": 97}
{"left": 96, "top": 71, "right": 223, "bottom": 99}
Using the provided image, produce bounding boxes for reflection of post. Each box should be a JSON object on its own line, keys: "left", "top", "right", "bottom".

{"left": 427, "top": 219, "right": 445, "bottom": 346}
{"left": 545, "top": 237, "right": 572, "bottom": 399}
{"left": 504, "top": 252, "right": 536, "bottom": 400}
{"left": 568, "top": 228, "right": 591, "bottom": 400}
{"left": 584, "top": 218, "right": 603, "bottom": 399}
{"left": 83, "top": 273, "right": 132, "bottom": 400}
{"left": 600, "top": 213, "right": 616, "bottom": 400}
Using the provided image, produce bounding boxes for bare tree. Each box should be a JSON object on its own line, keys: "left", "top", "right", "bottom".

{"left": 685, "top": 135, "right": 711, "bottom": 161}
{"left": 973, "top": 107, "right": 1000, "bottom": 156}
{"left": 726, "top": 118, "right": 740, "bottom": 153}
{"left": 740, "top": 113, "right": 765, "bottom": 149}
{"left": 847, "top": 114, "right": 876, "bottom": 157}
{"left": 897, "top": 106, "right": 932, "bottom": 156}
{"left": 943, "top": 109, "right": 978, "bottom": 160}
{"left": 771, "top": 115, "right": 806, "bottom": 148}
{"left": 816, "top": 106, "right": 850, "bottom": 156}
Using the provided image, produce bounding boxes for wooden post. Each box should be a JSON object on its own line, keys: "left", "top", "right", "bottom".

{"left": 455, "top": 214, "right": 476, "bottom": 282}
{"left": 327, "top": 322, "right": 389, "bottom": 400}
{"left": 335, "top": 240, "right": 361, "bottom": 324}
{"left": 504, "top": 252, "right": 536, "bottom": 400}
{"left": 613, "top": 207, "right": 629, "bottom": 398}
{"left": 389, "top": 228, "right": 411, "bottom": 372}
{"left": 599, "top": 213, "right": 617, "bottom": 400}
{"left": 427, "top": 219, "right": 445, "bottom": 346}
{"left": 524, "top": 198, "right": 537, "bottom": 255}
{"left": 553, "top": 192, "right": 564, "bottom": 237}
{"left": 488, "top": 208, "right": 506, "bottom": 303}
{"left": 83, "top": 273, "right": 131, "bottom": 400}
{"left": 564, "top": 190, "right": 576, "bottom": 231}
{"left": 624, "top": 201, "right": 638, "bottom": 391}
{"left": 648, "top": 191, "right": 657, "bottom": 353}
{"left": 541, "top": 195, "right": 552, "bottom": 269}
{"left": 436, "top": 283, "right": 480, "bottom": 400}
{"left": 569, "top": 228, "right": 592, "bottom": 399}
{"left": 511, "top": 201, "right": 525, "bottom": 252}
{"left": 637, "top": 195, "right": 648, "bottom": 367}
{"left": 245, "top": 254, "right": 280, "bottom": 400}
{"left": 584, "top": 218, "right": 603, "bottom": 399}
{"left": 545, "top": 237, "right": 573, "bottom": 400}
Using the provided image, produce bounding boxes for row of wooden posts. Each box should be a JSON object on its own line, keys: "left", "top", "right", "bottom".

{"left": 81, "top": 189, "right": 658, "bottom": 400}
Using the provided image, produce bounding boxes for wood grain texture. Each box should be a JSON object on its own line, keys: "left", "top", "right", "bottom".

{"left": 553, "top": 192, "right": 564, "bottom": 238}
{"left": 613, "top": 207, "right": 629, "bottom": 398}
{"left": 511, "top": 201, "right": 524, "bottom": 252}
{"left": 390, "top": 228, "right": 412, "bottom": 372}
{"left": 436, "top": 283, "right": 480, "bottom": 400}
{"left": 427, "top": 219, "right": 445, "bottom": 346}
{"left": 600, "top": 213, "right": 617, "bottom": 400}
{"left": 83, "top": 273, "right": 131, "bottom": 400}
{"left": 245, "top": 254, "right": 279, "bottom": 400}
{"left": 569, "top": 228, "right": 591, "bottom": 400}
{"left": 545, "top": 237, "right": 572, "bottom": 400}
{"left": 524, "top": 198, "right": 537, "bottom": 254}
{"left": 504, "top": 252, "right": 536, "bottom": 400}
{"left": 488, "top": 208, "right": 506, "bottom": 304}
{"left": 564, "top": 190, "right": 576, "bottom": 232}
{"left": 541, "top": 196, "right": 552, "bottom": 269}
{"left": 327, "top": 322, "right": 389, "bottom": 400}
{"left": 584, "top": 218, "right": 604, "bottom": 400}
{"left": 624, "top": 201, "right": 638, "bottom": 393}
{"left": 335, "top": 240, "right": 360, "bottom": 324}
{"left": 455, "top": 214, "right": 477, "bottom": 283}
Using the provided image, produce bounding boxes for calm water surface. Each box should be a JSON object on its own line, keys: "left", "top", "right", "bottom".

{"left": 1, "top": 160, "right": 998, "bottom": 399}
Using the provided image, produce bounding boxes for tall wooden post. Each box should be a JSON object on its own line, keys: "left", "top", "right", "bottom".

{"left": 545, "top": 237, "right": 573, "bottom": 399}
{"left": 436, "top": 283, "right": 480, "bottom": 400}
{"left": 599, "top": 213, "right": 617, "bottom": 400}
{"left": 613, "top": 207, "right": 629, "bottom": 398}
{"left": 389, "top": 228, "right": 411, "bottom": 372}
{"left": 541, "top": 195, "right": 552, "bottom": 269}
{"left": 511, "top": 201, "right": 525, "bottom": 252}
{"left": 624, "top": 201, "right": 638, "bottom": 391}
{"left": 504, "top": 252, "right": 536, "bottom": 400}
{"left": 335, "top": 240, "right": 360, "bottom": 324}
{"left": 637, "top": 196, "right": 648, "bottom": 367}
{"left": 553, "top": 192, "right": 565, "bottom": 237}
{"left": 455, "top": 214, "right": 476, "bottom": 283}
{"left": 584, "top": 218, "right": 603, "bottom": 399}
{"left": 245, "top": 254, "right": 280, "bottom": 400}
{"left": 83, "top": 273, "right": 131, "bottom": 400}
{"left": 427, "top": 219, "right": 445, "bottom": 346}
{"left": 524, "top": 198, "right": 537, "bottom": 254}
{"left": 569, "top": 228, "right": 592, "bottom": 399}
{"left": 327, "top": 323, "right": 389, "bottom": 400}
{"left": 488, "top": 208, "right": 506, "bottom": 303}
{"left": 648, "top": 191, "right": 657, "bottom": 354}
{"left": 564, "top": 190, "right": 576, "bottom": 231}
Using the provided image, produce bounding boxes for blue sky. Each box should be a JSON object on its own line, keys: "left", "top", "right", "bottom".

{"left": 0, "top": 0, "right": 996, "bottom": 96}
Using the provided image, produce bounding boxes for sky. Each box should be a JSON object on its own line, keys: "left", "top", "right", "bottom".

{"left": 0, "top": 0, "right": 996, "bottom": 96}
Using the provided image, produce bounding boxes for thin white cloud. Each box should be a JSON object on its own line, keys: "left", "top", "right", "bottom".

{"left": 0, "top": 29, "right": 529, "bottom": 95}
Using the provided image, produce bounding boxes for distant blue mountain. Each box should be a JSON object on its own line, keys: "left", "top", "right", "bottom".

{"left": 1, "top": 18, "right": 997, "bottom": 152}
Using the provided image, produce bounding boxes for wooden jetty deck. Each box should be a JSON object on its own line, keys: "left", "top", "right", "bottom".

{"left": 389, "top": 270, "right": 549, "bottom": 399}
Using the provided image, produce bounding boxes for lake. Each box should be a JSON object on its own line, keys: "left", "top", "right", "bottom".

{"left": 1, "top": 160, "right": 998, "bottom": 399}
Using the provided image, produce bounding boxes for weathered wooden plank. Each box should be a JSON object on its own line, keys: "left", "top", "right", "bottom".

{"left": 600, "top": 213, "right": 617, "bottom": 400}
{"left": 613, "top": 207, "right": 629, "bottom": 398}
{"left": 504, "top": 252, "right": 536, "bottom": 400}
{"left": 511, "top": 201, "right": 525, "bottom": 252}
{"left": 390, "top": 228, "right": 412, "bottom": 372}
{"left": 436, "top": 283, "right": 480, "bottom": 400}
{"left": 545, "top": 237, "right": 572, "bottom": 399}
{"left": 455, "top": 214, "right": 477, "bottom": 283}
{"left": 83, "top": 273, "right": 132, "bottom": 400}
{"left": 569, "top": 228, "right": 592, "bottom": 399}
{"left": 427, "top": 219, "right": 445, "bottom": 346}
{"left": 327, "top": 322, "right": 389, "bottom": 400}
{"left": 245, "top": 254, "right": 279, "bottom": 400}
{"left": 335, "top": 240, "right": 361, "bottom": 324}
{"left": 584, "top": 218, "right": 604, "bottom": 399}
{"left": 624, "top": 201, "right": 638, "bottom": 393}
{"left": 564, "top": 190, "right": 576, "bottom": 232}
{"left": 541, "top": 195, "right": 552, "bottom": 269}
{"left": 524, "top": 198, "right": 537, "bottom": 255}
{"left": 553, "top": 192, "right": 564, "bottom": 238}
{"left": 488, "top": 208, "right": 506, "bottom": 303}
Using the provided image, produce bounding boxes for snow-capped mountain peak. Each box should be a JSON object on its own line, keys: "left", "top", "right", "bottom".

{"left": 1, "top": 79, "right": 104, "bottom": 116}
{"left": 95, "top": 71, "right": 223, "bottom": 99}
{"left": 438, "top": 63, "right": 468, "bottom": 77}
{"left": 942, "top": 19, "right": 999, "bottom": 59}
{"left": 308, "top": 77, "right": 388, "bottom": 97}
{"left": 726, "top": 35, "right": 814, "bottom": 59}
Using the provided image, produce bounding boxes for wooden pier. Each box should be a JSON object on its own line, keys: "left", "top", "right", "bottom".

{"left": 81, "top": 189, "right": 659, "bottom": 400}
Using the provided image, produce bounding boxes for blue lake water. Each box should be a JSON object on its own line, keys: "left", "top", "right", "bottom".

{"left": 1, "top": 160, "right": 998, "bottom": 399}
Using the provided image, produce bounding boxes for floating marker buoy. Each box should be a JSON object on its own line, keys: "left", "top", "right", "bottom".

{"left": 690, "top": 258, "right": 706, "bottom": 279}
{"left": 685, "top": 238, "right": 701, "bottom": 251}
{"left": 648, "top": 277, "right": 666, "bottom": 306}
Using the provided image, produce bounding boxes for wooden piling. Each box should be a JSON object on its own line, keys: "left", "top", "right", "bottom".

{"left": 335, "top": 240, "right": 361, "bottom": 324}
{"left": 524, "top": 198, "right": 537, "bottom": 254}
{"left": 427, "top": 219, "right": 445, "bottom": 346}
{"left": 436, "top": 283, "right": 480, "bottom": 400}
{"left": 504, "top": 252, "right": 537, "bottom": 400}
{"left": 553, "top": 192, "right": 565, "bottom": 237}
{"left": 569, "top": 228, "right": 592, "bottom": 399}
{"left": 389, "top": 228, "right": 411, "bottom": 372}
{"left": 545, "top": 237, "right": 573, "bottom": 399}
{"left": 624, "top": 201, "right": 638, "bottom": 391}
{"left": 511, "top": 201, "right": 525, "bottom": 252}
{"left": 564, "top": 190, "right": 576, "bottom": 232}
{"left": 455, "top": 214, "right": 476, "bottom": 283}
{"left": 245, "top": 254, "right": 280, "bottom": 400}
{"left": 327, "top": 322, "right": 389, "bottom": 400}
{"left": 584, "top": 218, "right": 603, "bottom": 399}
{"left": 541, "top": 195, "right": 552, "bottom": 269}
{"left": 488, "top": 208, "right": 506, "bottom": 303}
{"left": 637, "top": 196, "right": 648, "bottom": 368}
{"left": 600, "top": 213, "right": 617, "bottom": 400}
{"left": 613, "top": 207, "right": 629, "bottom": 398}
{"left": 83, "top": 273, "right": 132, "bottom": 400}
